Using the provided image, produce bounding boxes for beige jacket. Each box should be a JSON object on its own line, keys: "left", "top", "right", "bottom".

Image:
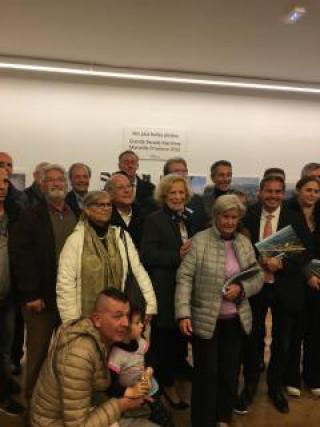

{"left": 31, "top": 318, "right": 120, "bottom": 427}
{"left": 176, "top": 226, "right": 264, "bottom": 339}
{"left": 57, "top": 222, "right": 157, "bottom": 322}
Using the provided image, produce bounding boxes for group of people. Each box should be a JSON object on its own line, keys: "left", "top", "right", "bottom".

{"left": 0, "top": 149, "right": 319, "bottom": 427}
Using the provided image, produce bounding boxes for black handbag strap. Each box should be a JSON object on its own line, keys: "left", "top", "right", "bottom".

{"left": 120, "top": 228, "right": 134, "bottom": 276}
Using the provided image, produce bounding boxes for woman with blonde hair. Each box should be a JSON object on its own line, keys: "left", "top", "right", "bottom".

{"left": 141, "top": 174, "right": 195, "bottom": 409}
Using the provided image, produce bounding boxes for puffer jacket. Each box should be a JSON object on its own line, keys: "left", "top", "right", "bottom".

{"left": 175, "top": 225, "right": 264, "bottom": 339}
{"left": 57, "top": 222, "right": 157, "bottom": 322}
{"left": 31, "top": 318, "right": 120, "bottom": 427}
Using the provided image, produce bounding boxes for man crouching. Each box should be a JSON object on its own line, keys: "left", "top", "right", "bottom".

{"left": 31, "top": 288, "right": 158, "bottom": 427}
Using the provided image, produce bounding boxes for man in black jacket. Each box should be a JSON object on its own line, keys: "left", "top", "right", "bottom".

{"left": 236, "top": 175, "right": 311, "bottom": 414}
{"left": 9, "top": 164, "right": 77, "bottom": 414}
{"left": 106, "top": 172, "right": 145, "bottom": 250}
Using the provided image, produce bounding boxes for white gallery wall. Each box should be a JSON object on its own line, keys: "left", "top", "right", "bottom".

{"left": 1, "top": 73, "right": 319, "bottom": 189}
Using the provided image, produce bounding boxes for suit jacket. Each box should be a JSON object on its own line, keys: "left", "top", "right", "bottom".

{"left": 187, "top": 193, "right": 209, "bottom": 232}
{"left": 24, "top": 182, "right": 45, "bottom": 207}
{"left": 65, "top": 190, "right": 82, "bottom": 218}
{"left": 110, "top": 203, "right": 145, "bottom": 250}
{"left": 141, "top": 206, "right": 196, "bottom": 327}
{"left": 8, "top": 182, "right": 27, "bottom": 209}
{"left": 242, "top": 202, "right": 312, "bottom": 312}
{"left": 135, "top": 176, "right": 156, "bottom": 214}
{"left": 9, "top": 202, "right": 75, "bottom": 309}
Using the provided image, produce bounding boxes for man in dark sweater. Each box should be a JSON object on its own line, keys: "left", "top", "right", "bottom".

{"left": 24, "top": 162, "right": 49, "bottom": 207}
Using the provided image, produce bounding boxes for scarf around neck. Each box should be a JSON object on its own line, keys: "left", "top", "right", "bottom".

{"left": 81, "top": 219, "right": 123, "bottom": 316}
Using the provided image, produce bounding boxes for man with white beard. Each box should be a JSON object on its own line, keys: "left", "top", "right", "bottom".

{"left": 9, "top": 164, "right": 77, "bottom": 424}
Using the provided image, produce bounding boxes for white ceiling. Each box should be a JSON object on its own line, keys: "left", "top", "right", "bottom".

{"left": 1, "top": 0, "right": 319, "bottom": 84}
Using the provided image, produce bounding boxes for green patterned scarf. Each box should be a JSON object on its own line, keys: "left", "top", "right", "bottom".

{"left": 81, "top": 219, "right": 123, "bottom": 316}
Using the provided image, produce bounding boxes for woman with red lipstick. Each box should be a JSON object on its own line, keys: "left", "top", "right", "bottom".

{"left": 141, "top": 174, "right": 195, "bottom": 409}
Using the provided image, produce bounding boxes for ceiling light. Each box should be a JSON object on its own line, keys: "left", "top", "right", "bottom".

{"left": 284, "top": 5, "right": 306, "bottom": 24}
{"left": 0, "top": 55, "right": 320, "bottom": 95}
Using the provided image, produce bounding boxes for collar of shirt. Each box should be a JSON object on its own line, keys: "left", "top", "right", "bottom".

{"left": 48, "top": 202, "right": 70, "bottom": 218}
{"left": 259, "top": 206, "right": 281, "bottom": 241}
{"left": 261, "top": 206, "right": 281, "bottom": 222}
{"left": 117, "top": 207, "right": 132, "bottom": 227}
{"left": 73, "top": 190, "right": 84, "bottom": 209}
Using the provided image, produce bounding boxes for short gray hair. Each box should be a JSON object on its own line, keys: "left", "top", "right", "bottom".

{"left": 212, "top": 194, "right": 246, "bottom": 218}
{"left": 39, "top": 163, "right": 67, "bottom": 183}
{"left": 154, "top": 174, "right": 192, "bottom": 206}
{"left": 34, "top": 162, "right": 50, "bottom": 175}
{"left": 83, "top": 190, "right": 110, "bottom": 208}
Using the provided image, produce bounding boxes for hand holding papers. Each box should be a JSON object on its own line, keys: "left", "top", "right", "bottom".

{"left": 222, "top": 264, "right": 261, "bottom": 295}
{"left": 306, "top": 259, "right": 320, "bottom": 277}
{"left": 255, "top": 225, "right": 305, "bottom": 260}
{"left": 306, "top": 259, "right": 320, "bottom": 291}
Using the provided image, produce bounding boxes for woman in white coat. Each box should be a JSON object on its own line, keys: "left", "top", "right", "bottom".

{"left": 57, "top": 190, "right": 157, "bottom": 323}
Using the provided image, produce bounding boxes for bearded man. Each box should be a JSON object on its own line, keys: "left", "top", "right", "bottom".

{"left": 9, "top": 164, "right": 77, "bottom": 421}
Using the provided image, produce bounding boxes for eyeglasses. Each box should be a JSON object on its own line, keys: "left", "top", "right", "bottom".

{"left": 91, "top": 202, "right": 112, "bottom": 209}
{"left": 115, "top": 185, "right": 133, "bottom": 191}
{"left": 44, "top": 177, "right": 66, "bottom": 183}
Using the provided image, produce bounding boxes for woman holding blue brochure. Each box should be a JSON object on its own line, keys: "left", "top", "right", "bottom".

{"left": 175, "top": 194, "right": 263, "bottom": 427}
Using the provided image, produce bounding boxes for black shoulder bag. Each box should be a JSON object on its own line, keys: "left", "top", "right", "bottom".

{"left": 120, "top": 229, "right": 146, "bottom": 314}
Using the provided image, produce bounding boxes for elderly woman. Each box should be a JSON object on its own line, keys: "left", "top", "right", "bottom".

{"left": 57, "top": 190, "right": 157, "bottom": 323}
{"left": 176, "top": 195, "right": 264, "bottom": 427}
{"left": 141, "top": 174, "right": 196, "bottom": 409}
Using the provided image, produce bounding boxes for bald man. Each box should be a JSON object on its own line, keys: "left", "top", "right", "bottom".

{"left": 0, "top": 152, "right": 27, "bottom": 209}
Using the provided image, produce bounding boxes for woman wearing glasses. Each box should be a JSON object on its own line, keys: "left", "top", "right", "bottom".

{"left": 56, "top": 190, "right": 156, "bottom": 323}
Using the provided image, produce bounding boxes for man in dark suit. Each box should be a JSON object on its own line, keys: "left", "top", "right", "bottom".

{"left": 163, "top": 156, "right": 209, "bottom": 232}
{"left": 236, "top": 175, "right": 311, "bottom": 414}
{"left": 106, "top": 172, "right": 145, "bottom": 250}
{"left": 65, "top": 162, "right": 91, "bottom": 218}
{"left": 118, "top": 150, "right": 155, "bottom": 212}
{"left": 9, "top": 164, "right": 77, "bottom": 421}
